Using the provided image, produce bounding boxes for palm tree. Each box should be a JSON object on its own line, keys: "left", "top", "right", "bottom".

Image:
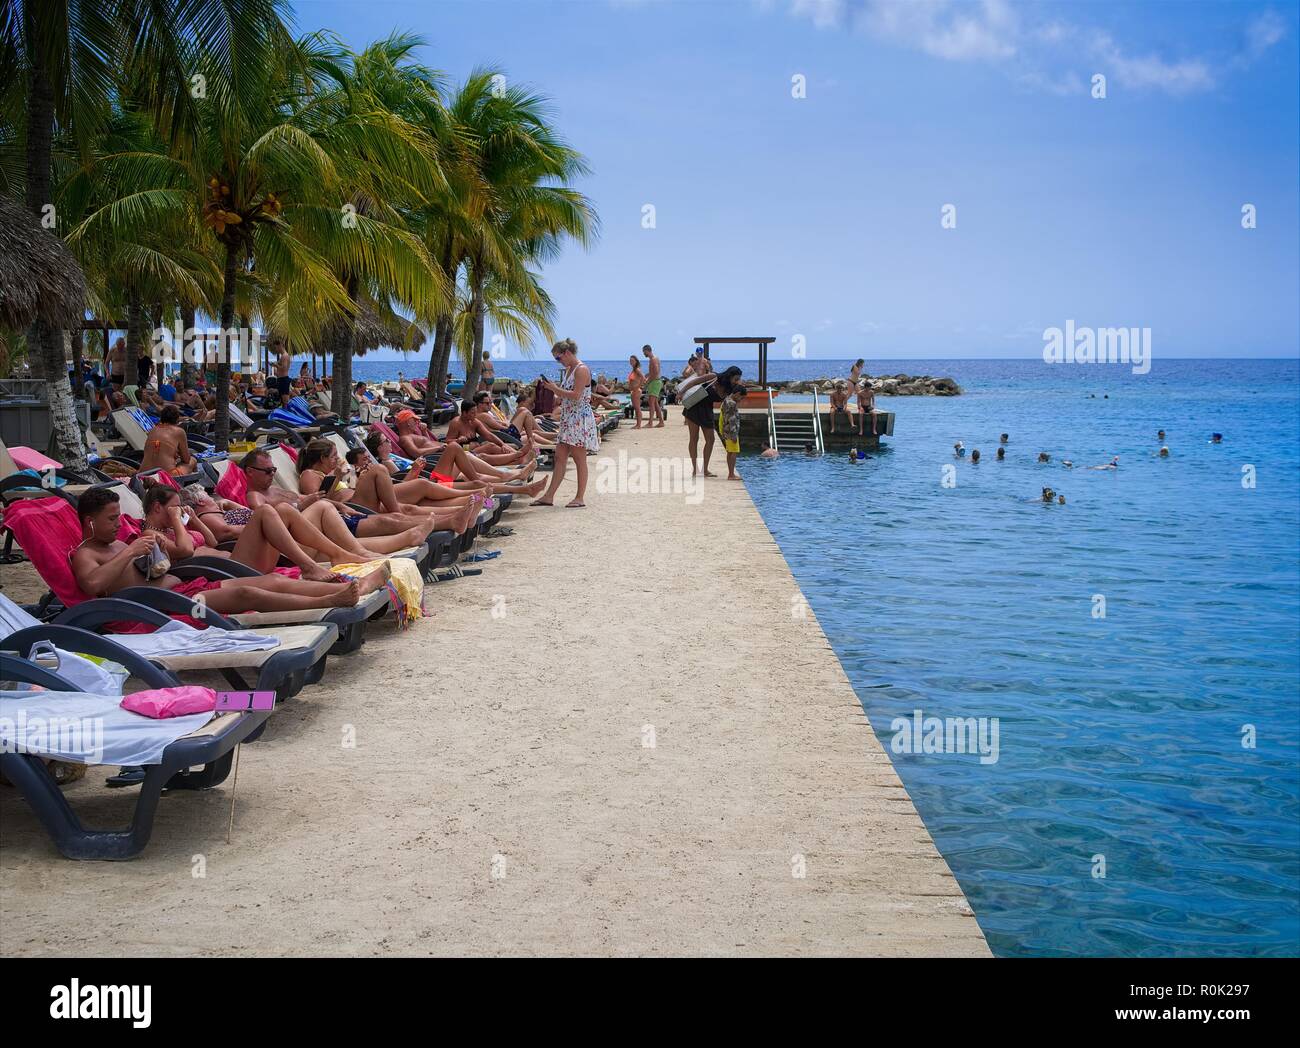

{"left": 3, "top": 0, "right": 292, "bottom": 464}
{"left": 445, "top": 71, "right": 598, "bottom": 394}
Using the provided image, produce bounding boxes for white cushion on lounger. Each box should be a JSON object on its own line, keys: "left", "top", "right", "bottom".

{"left": 142, "top": 624, "right": 327, "bottom": 672}
{"left": 228, "top": 587, "right": 386, "bottom": 627}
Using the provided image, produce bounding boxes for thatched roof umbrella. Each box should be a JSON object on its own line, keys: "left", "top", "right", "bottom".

{"left": 0, "top": 195, "right": 88, "bottom": 333}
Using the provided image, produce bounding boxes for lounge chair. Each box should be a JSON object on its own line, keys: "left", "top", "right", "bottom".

{"left": 0, "top": 496, "right": 340, "bottom": 690}
{"left": 0, "top": 646, "right": 271, "bottom": 860}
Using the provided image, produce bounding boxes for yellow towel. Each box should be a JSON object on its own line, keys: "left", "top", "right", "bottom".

{"left": 331, "top": 558, "right": 425, "bottom": 628}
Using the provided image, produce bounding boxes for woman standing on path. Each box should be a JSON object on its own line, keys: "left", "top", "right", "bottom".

{"left": 535, "top": 338, "right": 599, "bottom": 508}
{"left": 678, "top": 365, "right": 742, "bottom": 478}
{"left": 627, "top": 354, "right": 646, "bottom": 428}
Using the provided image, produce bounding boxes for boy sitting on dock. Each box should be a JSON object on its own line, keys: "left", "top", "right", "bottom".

{"left": 856, "top": 378, "right": 876, "bottom": 436}
{"left": 829, "top": 381, "right": 853, "bottom": 433}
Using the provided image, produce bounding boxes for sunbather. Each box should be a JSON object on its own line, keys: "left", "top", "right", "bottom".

{"left": 297, "top": 439, "right": 482, "bottom": 534}
{"left": 138, "top": 405, "right": 199, "bottom": 476}
{"left": 71, "top": 486, "right": 390, "bottom": 613}
{"left": 511, "top": 389, "right": 558, "bottom": 447}
{"left": 141, "top": 483, "right": 369, "bottom": 580}
{"left": 391, "top": 412, "right": 547, "bottom": 495}
{"left": 232, "top": 449, "right": 437, "bottom": 552}
{"left": 446, "top": 399, "right": 518, "bottom": 450}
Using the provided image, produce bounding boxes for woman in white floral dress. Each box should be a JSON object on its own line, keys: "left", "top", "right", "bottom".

{"left": 535, "top": 338, "right": 599, "bottom": 508}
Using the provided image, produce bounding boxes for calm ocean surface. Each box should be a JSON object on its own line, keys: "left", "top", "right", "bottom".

{"left": 358, "top": 355, "right": 1299, "bottom": 956}
{"left": 742, "top": 358, "right": 1299, "bottom": 957}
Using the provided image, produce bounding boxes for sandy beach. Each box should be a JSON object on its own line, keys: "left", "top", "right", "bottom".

{"left": 0, "top": 411, "right": 988, "bottom": 956}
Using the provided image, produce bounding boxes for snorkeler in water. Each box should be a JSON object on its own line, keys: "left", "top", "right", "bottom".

{"left": 1041, "top": 487, "right": 1056, "bottom": 502}
{"left": 1089, "top": 456, "right": 1120, "bottom": 470}
{"left": 954, "top": 441, "right": 965, "bottom": 457}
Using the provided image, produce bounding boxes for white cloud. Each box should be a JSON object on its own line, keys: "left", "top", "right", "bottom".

{"left": 779, "top": 0, "right": 1290, "bottom": 96}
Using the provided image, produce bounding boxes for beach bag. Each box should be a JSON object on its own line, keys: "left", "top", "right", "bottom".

{"left": 679, "top": 381, "right": 710, "bottom": 411}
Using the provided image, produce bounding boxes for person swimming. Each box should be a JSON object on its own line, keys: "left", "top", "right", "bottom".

{"left": 1041, "top": 487, "right": 1056, "bottom": 502}
{"left": 1037, "top": 452, "right": 1051, "bottom": 463}
{"left": 1057, "top": 494, "right": 1066, "bottom": 505}
{"left": 760, "top": 442, "right": 779, "bottom": 459}
{"left": 1157, "top": 429, "right": 1166, "bottom": 440}
{"left": 954, "top": 441, "right": 965, "bottom": 456}
{"left": 1000, "top": 433, "right": 1009, "bottom": 444}
{"left": 970, "top": 449, "right": 980, "bottom": 463}
{"left": 1211, "top": 433, "right": 1223, "bottom": 443}
{"left": 1089, "top": 456, "right": 1120, "bottom": 470}
{"left": 996, "top": 447, "right": 1005, "bottom": 460}
{"left": 1159, "top": 446, "right": 1170, "bottom": 457}
{"left": 1062, "top": 459, "right": 1074, "bottom": 468}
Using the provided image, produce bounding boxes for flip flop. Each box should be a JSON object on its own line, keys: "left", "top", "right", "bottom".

{"left": 105, "top": 766, "right": 146, "bottom": 789}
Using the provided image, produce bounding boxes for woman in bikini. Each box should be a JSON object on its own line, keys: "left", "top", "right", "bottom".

{"left": 296, "top": 439, "right": 484, "bottom": 536}
{"left": 626, "top": 355, "right": 646, "bottom": 428}
{"left": 138, "top": 405, "right": 199, "bottom": 475}
{"left": 510, "top": 388, "right": 557, "bottom": 447}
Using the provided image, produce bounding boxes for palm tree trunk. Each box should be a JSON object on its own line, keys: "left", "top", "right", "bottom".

{"left": 179, "top": 305, "right": 196, "bottom": 388}
{"left": 24, "top": 45, "right": 88, "bottom": 469}
{"left": 71, "top": 328, "right": 84, "bottom": 398}
{"left": 329, "top": 280, "right": 360, "bottom": 417}
{"left": 124, "top": 290, "right": 141, "bottom": 388}
{"left": 424, "top": 313, "right": 451, "bottom": 419}
{"left": 214, "top": 243, "right": 238, "bottom": 450}
{"left": 463, "top": 269, "right": 486, "bottom": 392}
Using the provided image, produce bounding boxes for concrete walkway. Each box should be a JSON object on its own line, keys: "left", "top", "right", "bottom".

{"left": 0, "top": 411, "right": 989, "bottom": 956}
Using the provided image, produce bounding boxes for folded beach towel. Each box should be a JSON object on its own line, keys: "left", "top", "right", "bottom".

{"left": 330, "top": 558, "right": 424, "bottom": 628}
{"left": 121, "top": 685, "right": 216, "bottom": 719}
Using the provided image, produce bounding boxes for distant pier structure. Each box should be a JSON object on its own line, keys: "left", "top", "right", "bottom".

{"left": 689, "top": 336, "right": 896, "bottom": 453}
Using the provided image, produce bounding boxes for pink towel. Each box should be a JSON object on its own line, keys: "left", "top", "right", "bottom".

{"left": 121, "top": 686, "right": 217, "bottom": 718}
{"left": 8, "top": 446, "right": 61, "bottom": 471}
{"left": 215, "top": 463, "right": 248, "bottom": 506}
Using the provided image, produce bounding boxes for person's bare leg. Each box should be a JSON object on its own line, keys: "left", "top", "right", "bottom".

{"left": 536, "top": 443, "right": 570, "bottom": 505}
{"left": 230, "top": 505, "right": 338, "bottom": 582}
{"left": 393, "top": 477, "right": 472, "bottom": 506}
{"left": 567, "top": 447, "right": 589, "bottom": 507}
{"left": 276, "top": 502, "right": 397, "bottom": 563}
{"left": 201, "top": 575, "right": 361, "bottom": 612}
{"left": 702, "top": 429, "right": 716, "bottom": 477}
{"left": 687, "top": 421, "right": 700, "bottom": 476}
{"left": 198, "top": 513, "right": 241, "bottom": 544}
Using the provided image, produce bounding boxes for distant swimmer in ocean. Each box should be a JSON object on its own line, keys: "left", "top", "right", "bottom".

{"left": 1159, "top": 446, "right": 1170, "bottom": 457}
{"left": 1157, "top": 429, "right": 1166, "bottom": 440}
{"left": 954, "top": 441, "right": 965, "bottom": 457}
{"left": 1090, "top": 456, "right": 1120, "bottom": 470}
{"left": 971, "top": 449, "right": 981, "bottom": 463}
{"left": 1000, "top": 433, "right": 1009, "bottom": 444}
{"left": 996, "top": 446, "right": 1005, "bottom": 461}
{"left": 1057, "top": 494, "right": 1066, "bottom": 505}
{"left": 760, "top": 442, "right": 778, "bottom": 459}
{"left": 1037, "top": 452, "right": 1051, "bottom": 463}
{"left": 1211, "top": 433, "right": 1223, "bottom": 443}
{"left": 1041, "top": 487, "right": 1056, "bottom": 502}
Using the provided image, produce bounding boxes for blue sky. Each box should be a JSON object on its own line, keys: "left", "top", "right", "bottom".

{"left": 294, "top": 0, "right": 1299, "bottom": 360}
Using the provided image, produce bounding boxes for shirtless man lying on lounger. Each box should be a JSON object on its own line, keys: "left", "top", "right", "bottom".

{"left": 141, "top": 484, "right": 384, "bottom": 580}
{"left": 71, "top": 487, "right": 389, "bottom": 613}
{"left": 296, "top": 439, "right": 483, "bottom": 535}
{"left": 138, "top": 405, "right": 199, "bottom": 476}
{"left": 236, "top": 448, "right": 437, "bottom": 552}
{"left": 391, "top": 411, "right": 547, "bottom": 497}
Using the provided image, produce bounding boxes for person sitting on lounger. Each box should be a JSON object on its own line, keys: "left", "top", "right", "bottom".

{"left": 71, "top": 486, "right": 390, "bottom": 613}
{"left": 138, "top": 405, "right": 199, "bottom": 476}
{"left": 510, "top": 388, "right": 558, "bottom": 447}
{"left": 391, "top": 410, "right": 544, "bottom": 495}
{"left": 344, "top": 445, "right": 488, "bottom": 511}
{"left": 139, "top": 483, "right": 353, "bottom": 582}
{"left": 297, "top": 439, "right": 483, "bottom": 536}
{"left": 447, "top": 399, "right": 513, "bottom": 450}
{"left": 236, "top": 448, "right": 436, "bottom": 552}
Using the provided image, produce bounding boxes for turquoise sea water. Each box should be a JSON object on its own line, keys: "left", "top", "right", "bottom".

{"left": 736, "top": 358, "right": 1300, "bottom": 957}
{"left": 356, "top": 354, "right": 1299, "bottom": 955}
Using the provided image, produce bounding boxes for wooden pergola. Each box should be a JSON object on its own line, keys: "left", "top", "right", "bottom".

{"left": 692, "top": 336, "right": 776, "bottom": 387}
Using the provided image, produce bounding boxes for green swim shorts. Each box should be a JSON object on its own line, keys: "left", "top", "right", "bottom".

{"left": 646, "top": 378, "right": 664, "bottom": 397}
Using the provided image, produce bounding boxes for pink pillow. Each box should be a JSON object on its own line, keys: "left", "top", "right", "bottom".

{"left": 121, "top": 686, "right": 217, "bottom": 719}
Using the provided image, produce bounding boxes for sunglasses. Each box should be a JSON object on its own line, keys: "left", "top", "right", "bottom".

{"left": 247, "top": 464, "right": 277, "bottom": 475}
